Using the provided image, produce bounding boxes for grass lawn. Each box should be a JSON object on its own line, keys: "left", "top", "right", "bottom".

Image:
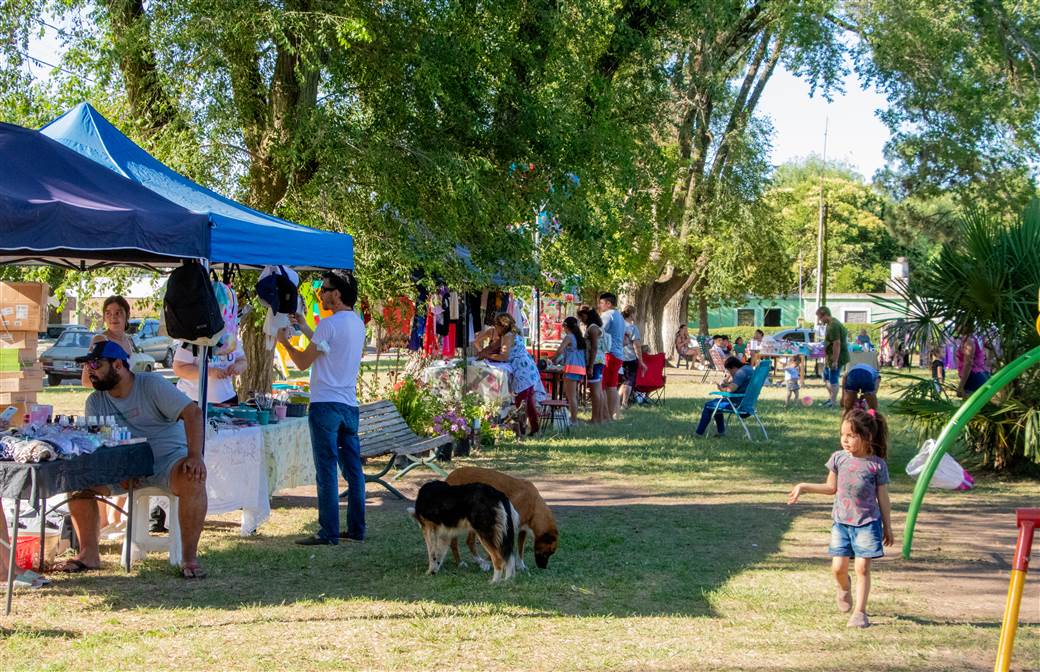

{"left": 4, "top": 370, "right": 1038, "bottom": 670}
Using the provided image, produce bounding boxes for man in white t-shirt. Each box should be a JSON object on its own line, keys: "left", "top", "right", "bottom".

{"left": 172, "top": 342, "right": 247, "bottom": 405}
{"left": 277, "top": 270, "right": 366, "bottom": 545}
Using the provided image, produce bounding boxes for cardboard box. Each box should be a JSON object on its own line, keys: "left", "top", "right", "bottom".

{"left": 0, "top": 366, "right": 44, "bottom": 393}
{"left": 0, "top": 392, "right": 37, "bottom": 407}
{"left": 0, "top": 331, "right": 38, "bottom": 372}
{"left": 0, "top": 282, "right": 49, "bottom": 333}
{"left": 0, "top": 330, "right": 38, "bottom": 350}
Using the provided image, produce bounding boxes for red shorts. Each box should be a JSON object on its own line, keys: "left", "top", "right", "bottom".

{"left": 603, "top": 354, "right": 624, "bottom": 389}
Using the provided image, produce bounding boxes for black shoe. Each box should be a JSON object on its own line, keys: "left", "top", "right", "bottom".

{"left": 149, "top": 505, "right": 168, "bottom": 534}
{"left": 295, "top": 535, "right": 336, "bottom": 546}
{"left": 338, "top": 533, "right": 365, "bottom": 543}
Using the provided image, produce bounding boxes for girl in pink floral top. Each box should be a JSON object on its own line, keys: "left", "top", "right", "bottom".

{"left": 788, "top": 408, "right": 893, "bottom": 628}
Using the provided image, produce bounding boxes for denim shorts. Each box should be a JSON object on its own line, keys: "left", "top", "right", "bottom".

{"left": 823, "top": 366, "right": 843, "bottom": 386}
{"left": 828, "top": 519, "right": 884, "bottom": 559}
{"left": 844, "top": 367, "right": 877, "bottom": 393}
{"left": 588, "top": 363, "right": 604, "bottom": 383}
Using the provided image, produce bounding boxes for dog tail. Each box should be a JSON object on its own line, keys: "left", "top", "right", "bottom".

{"left": 494, "top": 494, "right": 519, "bottom": 578}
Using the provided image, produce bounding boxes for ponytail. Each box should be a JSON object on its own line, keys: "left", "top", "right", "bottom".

{"left": 843, "top": 407, "right": 889, "bottom": 460}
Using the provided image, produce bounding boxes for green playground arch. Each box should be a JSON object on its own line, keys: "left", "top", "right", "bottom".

{"left": 903, "top": 344, "right": 1040, "bottom": 559}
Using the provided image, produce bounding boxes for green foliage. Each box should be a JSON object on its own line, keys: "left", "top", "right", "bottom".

{"left": 879, "top": 200, "right": 1040, "bottom": 470}
{"left": 386, "top": 376, "right": 441, "bottom": 436}
{"left": 848, "top": 1, "right": 1040, "bottom": 204}
{"left": 767, "top": 157, "right": 902, "bottom": 294}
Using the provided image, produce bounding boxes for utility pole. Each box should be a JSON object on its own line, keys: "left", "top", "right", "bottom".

{"left": 814, "top": 117, "right": 829, "bottom": 318}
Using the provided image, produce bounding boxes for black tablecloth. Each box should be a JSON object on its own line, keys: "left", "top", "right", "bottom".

{"left": 0, "top": 443, "right": 154, "bottom": 503}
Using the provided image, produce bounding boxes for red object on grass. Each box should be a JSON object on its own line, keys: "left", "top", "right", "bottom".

{"left": 634, "top": 353, "right": 667, "bottom": 401}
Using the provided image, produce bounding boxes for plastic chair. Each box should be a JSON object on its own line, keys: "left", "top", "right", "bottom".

{"left": 705, "top": 360, "right": 772, "bottom": 440}
{"left": 634, "top": 353, "right": 667, "bottom": 403}
{"left": 121, "top": 486, "right": 182, "bottom": 567}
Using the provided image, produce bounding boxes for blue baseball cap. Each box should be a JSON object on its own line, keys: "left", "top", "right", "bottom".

{"left": 75, "top": 341, "right": 130, "bottom": 364}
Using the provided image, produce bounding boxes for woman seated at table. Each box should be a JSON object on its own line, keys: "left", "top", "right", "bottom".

{"left": 477, "top": 313, "right": 544, "bottom": 436}
{"left": 172, "top": 341, "right": 247, "bottom": 405}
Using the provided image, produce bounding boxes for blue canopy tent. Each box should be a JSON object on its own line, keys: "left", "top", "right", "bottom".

{"left": 41, "top": 103, "right": 354, "bottom": 270}
{"left": 0, "top": 122, "right": 211, "bottom": 268}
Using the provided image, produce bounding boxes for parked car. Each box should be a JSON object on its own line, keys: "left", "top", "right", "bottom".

{"left": 770, "top": 328, "right": 818, "bottom": 343}
{"left": 128, "top": 318, "right": 175, "bottom": 368}
{"left": 37, "top": 323, "right": 84, "bottom": 357}
{"left": 38, "top": 329, "right": 157, "bottom": 386}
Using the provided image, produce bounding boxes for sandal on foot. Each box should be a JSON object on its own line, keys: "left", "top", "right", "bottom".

{"left": 181, "top": 563, "right": 207, "bottom": 579}
{"left": 51, "top": 559, "right": 99, "bottom": 573}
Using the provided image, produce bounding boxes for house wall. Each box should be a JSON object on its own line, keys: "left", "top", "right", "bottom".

{"left": 690, "top": 294, "right": 907, "bottom": 329}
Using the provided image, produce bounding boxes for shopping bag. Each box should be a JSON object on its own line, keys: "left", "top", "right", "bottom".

{"left": 905, "top": 439, "right": 975, "bottom": 490}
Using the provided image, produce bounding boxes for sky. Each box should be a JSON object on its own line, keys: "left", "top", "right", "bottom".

{"left": 758, "top": 65, "right": 891, "bottom": 180}
{"left": 25, "top": 26, "right": 893, "bottom": 181}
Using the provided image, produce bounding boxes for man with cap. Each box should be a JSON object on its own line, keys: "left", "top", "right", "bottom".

{"left": 52, "top": 341, "right": 209, "bottom": 578}
{"left": 278, "top": 270, "right": 367, "bottom": 545}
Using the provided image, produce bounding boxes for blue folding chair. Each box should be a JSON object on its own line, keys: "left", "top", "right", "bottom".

{"left": 705, "top": 360, "right": 772, "bottom": 440}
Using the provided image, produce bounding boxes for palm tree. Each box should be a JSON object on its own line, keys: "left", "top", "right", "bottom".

{"left": 876, "top": 200, "right": 1040, "bottom": 470}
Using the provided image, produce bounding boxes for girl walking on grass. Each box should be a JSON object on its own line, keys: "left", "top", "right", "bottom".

{"left": 787, "top": 408, "right": 893, "bottom": 628}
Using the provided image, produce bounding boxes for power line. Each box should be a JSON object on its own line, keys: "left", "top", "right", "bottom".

{"left": 10, "top": 48, "right": 98, "bottom": 85}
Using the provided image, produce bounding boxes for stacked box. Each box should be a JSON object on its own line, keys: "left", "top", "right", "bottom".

{"left": 0, "top": 282, "right": 48, "bottom": 405}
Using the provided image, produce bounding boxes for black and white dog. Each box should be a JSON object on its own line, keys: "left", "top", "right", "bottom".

{"left": 408, "top": 480, "right": 519, "bottom": 582}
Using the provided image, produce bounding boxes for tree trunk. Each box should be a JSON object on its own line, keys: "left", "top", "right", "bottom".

{"left": 240, "top": 308, "right": 273, "bottom": 396}
{"left": 697, "top": 295, "right": 709, "bottom": 337}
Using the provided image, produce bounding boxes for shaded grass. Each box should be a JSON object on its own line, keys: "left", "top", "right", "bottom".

{"left": 7, "top": 372, "right": 1036, "bottom": 671}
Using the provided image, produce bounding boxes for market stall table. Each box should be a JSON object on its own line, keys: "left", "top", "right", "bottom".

{"left": 203, "top": 425, "right": 271, "bottom": 534}
{"left": 0, "top": 442, "right": 153, "bottom": 614}
{"left": 260, "top": 417, "right": 313, "bottom": 495}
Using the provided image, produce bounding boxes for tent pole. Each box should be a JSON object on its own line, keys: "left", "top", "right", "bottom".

{"left": 197, "top": 259, "right": 211, "bottom": 457}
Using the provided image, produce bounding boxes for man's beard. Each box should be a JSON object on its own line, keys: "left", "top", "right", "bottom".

{"left": 90, "top": 367, "right": 120, "bottom": 392}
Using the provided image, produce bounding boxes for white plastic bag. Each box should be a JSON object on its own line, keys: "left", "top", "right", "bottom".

{"left": 905, "top": 439, "right": 975, "bottom": 490}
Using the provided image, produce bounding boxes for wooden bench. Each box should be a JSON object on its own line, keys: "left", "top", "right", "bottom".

{"left": 352, "top": 400, "right": 452, "bottom": 500}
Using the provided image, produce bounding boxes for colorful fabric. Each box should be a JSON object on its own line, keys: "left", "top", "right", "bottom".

{"left": 507, "top": 334, "right": 545, "bottom": 401}
{"left": 559, "top": 333, "right": 586, "bottom": 376}
{"left": 826, "top": 450, "right": 890, "bottom": 526}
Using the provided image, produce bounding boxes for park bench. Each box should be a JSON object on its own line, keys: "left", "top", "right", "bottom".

{"left": 355, "top": 400, "right": 452, "bottom": 500}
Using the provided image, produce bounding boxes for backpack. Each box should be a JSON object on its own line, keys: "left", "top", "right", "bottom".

{"left": 256, "top": 265, "right": 299, "bottom": 314}
{"left": 163, "top": 261, "right": 227, "bottom": 346}
{"left": 210, "top": 277, "right": 239, "bottom": 355}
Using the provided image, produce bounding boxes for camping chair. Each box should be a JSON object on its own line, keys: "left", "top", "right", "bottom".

{"left": 705, "top": 360, "right": 772, "bottom": 441}
{"left": 701, "top": 347, "right": 728, "bottom": 384}
{"left": 634, "top": 352, "right": 667, "bottom": 403}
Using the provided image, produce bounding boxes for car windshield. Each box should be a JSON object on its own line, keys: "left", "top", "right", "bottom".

{"left": 55, "top": 331, "right": 95, "bottom": 349}
{"left": 46, "top": 326, "right": 68, "bottom": 339}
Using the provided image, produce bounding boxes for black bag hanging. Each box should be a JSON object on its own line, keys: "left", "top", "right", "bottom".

{"left": 255, "top": 265, "right": 299, "bottom": 314}
{"left": 163, "top": 260, "right": 227, "bottom": 345}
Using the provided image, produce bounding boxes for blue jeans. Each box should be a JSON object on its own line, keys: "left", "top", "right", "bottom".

{"left": 308, "top": 402, "right": 365, "bottom": 541}
{"left": 696, "top": 398, "right": 734, "bottom": 435}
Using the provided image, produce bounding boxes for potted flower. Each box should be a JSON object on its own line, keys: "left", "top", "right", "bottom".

{"left": 431, "top": 408, "right": 470, "bottom": 460}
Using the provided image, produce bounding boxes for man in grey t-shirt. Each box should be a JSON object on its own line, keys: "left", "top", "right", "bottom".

{"left": 54, "top": 341, "right": 208, "bottom": 578}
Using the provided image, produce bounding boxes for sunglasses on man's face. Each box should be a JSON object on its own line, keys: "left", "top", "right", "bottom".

{"left": 84, "top": 358, "right": 111, "bottom": 370}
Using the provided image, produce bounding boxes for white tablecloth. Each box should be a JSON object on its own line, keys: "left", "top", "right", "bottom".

{"left": 205, "top": 424, "right": 271, "bottom": 535}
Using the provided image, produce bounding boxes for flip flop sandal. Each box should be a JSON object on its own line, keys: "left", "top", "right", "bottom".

{"left": 180, "top": 563, "right": 207, "bottom": 579}
{"left": 51, "top": 559, "right": 99, "bottom": 573}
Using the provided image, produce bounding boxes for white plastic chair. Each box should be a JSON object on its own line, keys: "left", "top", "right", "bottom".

{"left": 121, "top": 486, "right": 182, "bottom": 567}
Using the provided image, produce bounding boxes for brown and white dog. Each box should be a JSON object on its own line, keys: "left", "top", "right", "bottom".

{"left": 446, "top": 467, "right": 559, "bottom": 570}
{"left": 408, "top": 480, "right": 519, "bottom": 582}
